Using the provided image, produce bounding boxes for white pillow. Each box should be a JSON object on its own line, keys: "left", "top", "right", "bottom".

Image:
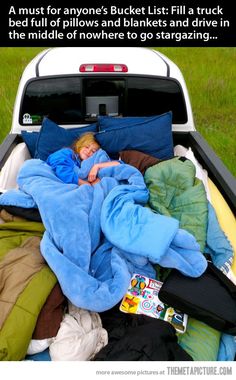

{"left": 0, "top": 142, "right": 31, "bottom": 193}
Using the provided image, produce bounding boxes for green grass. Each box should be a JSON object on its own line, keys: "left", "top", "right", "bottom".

{"left": 0, "top": 47, "right": 45, "bottom": 142}
{"left": 0, "top": 47, "right": 235, "bottom": 177}
{"left": 157, "top": 48, "right": 236, "bottom": 177}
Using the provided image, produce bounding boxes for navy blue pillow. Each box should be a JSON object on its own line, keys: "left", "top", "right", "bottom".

{"left": 21, "top": 131, "right": 39, "bottom": 157}
{"left": 35, "top": 118, "right": 98, "bottom": 161}
{"left": 96, "top": 112, "right": 173, "bottom": 160}
{"left": 98, "top": 115, "right": 158, "bottom": 132}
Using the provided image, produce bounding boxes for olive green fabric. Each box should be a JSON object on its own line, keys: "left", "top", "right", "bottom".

{"left": 144, "top": 157, "right": 208, "bottom": 252}
{"left": 0, "top": 220, "right": 45, "bottom": 259}
{"left": 0, "top": 218, "right": 57, "bottom": 361}
{"left": 0, "top": 266, "right": 56, "bottom": 361}
{"left": 0, "top": 236, "right": 46, "bottom": 329}
{"left": 178, "top": 317, "right": 221, "bottom": 361}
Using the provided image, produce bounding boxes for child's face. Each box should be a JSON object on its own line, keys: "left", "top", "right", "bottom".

{"left": 79, "top": 142, "right": 99, "bottom": 160}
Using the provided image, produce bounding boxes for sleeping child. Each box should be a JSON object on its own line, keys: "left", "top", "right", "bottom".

{"left": 46, "top": 132, "right": 120, "bottom": 186}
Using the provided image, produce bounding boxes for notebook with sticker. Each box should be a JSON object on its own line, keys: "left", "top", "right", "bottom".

{"left": 119, "top": 273, "right": 188, "bottom": 334}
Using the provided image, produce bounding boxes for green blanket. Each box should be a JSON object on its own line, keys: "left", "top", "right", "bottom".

{"left": 144, "top": 157, "right": 208, "bottom": 252}
{"left": 145, "top": 158, "right": 220, "bottom": 360}
{"left": 0, "top": 219, "right": 57, "bottom": 361}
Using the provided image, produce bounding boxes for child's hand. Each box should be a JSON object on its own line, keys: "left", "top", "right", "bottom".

{"left": 91, "top": 178, "right": 101, "bottom": 185}
{"left": 88, "top": 164, "right": 99, "bottom": 182}
{"left": 78, "top": 179, "right": 91, "bottom": 186}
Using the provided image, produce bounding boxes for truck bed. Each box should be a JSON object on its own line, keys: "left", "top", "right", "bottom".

{"left": 1, "top": 131, "right": 235, "bottom": 214}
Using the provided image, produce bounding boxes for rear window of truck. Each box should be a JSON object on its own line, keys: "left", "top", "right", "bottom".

{"left": 20, "top": 76, "right": 187, "bottom": 126}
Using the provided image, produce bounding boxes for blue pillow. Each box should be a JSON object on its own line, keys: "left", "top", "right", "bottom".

{"left": 35, "top": 118, "right": 98, "bottom": 161}
{"left": 98, "top": 115, "right": 160, "bottom": 132}
{"left": 96, "top": 112, "right": 173, "bottom": 160}
{"left": 21, "top": 131, "right": 39, "bottom": 157}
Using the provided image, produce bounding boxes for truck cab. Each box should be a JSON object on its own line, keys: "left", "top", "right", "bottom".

{"left": 12, "top": 47, "right": 194, "bottom": 133}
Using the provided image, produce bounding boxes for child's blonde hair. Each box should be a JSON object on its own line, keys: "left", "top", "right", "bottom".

{"left": 72, "top": 132, "right": 100, "bottom": 154}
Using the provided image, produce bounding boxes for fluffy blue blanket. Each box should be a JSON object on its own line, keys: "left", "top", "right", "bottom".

{"left": 0, "top": 151, "right": 207, "bottom": 311}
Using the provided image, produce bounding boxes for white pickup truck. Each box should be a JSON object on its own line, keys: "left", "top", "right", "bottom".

{"left": 0, "top": 47, "right": 235, "bottom": 362}
{"left": 1, "top": 47, "right": 235, "bottom": 211}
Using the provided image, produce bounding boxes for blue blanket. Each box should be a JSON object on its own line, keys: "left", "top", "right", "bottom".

{"left": 205, "top": 202, "right": 233, "bottom": 273}
{"left": 0, "top": 153, "right": 207, "bottom": 311}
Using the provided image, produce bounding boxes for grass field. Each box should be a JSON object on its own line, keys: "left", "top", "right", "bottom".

{"left": 0, "top": 47, "right": 235, "bottom": 177}
{"left": 0, "top": 47, "right": 45, "bottom": 142}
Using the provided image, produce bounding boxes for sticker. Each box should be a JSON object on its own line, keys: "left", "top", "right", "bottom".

{"left": 120, "top": 273, "right": 188, "bottom": 333}
{"left": 120, "top": 294, "right": 140, "bottom": 313}
{"left": 23, "top": 113, "right": 33, "bottom": 124}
